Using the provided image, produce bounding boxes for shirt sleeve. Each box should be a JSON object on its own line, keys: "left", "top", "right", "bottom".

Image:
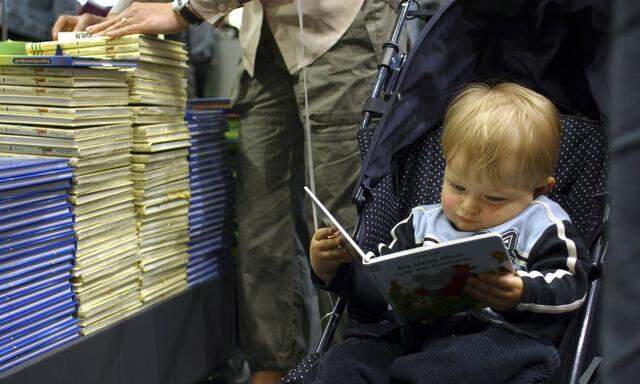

{"left": 513, "top": 220, "right": 591, "bottom": 318}
{"left": 109, "top": 0, "right": 136, "bottom": 14}
{"left": 311, "top": 211, "right": 419, "bottom": 294}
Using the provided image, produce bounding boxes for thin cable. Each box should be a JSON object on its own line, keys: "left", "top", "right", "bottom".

{"left": 296, "top": 0, "right": 334, "bottom": 309}
{"left": 296, "top": 0, "right": 319, "bottom": 232}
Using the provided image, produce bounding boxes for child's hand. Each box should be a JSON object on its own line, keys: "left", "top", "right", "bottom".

{"left": 465, "top": 272, "right": 524, "bottom": 311}
{"left": 310, "top": 227, "right": 352, "bottom": 282}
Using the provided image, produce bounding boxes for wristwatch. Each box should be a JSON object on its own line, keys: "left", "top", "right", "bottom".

{"left": 171, "top": 0, "right": 205, "bottom": 25}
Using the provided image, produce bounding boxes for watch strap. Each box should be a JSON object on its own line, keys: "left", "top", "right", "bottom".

{"left": 177, "top": 1, "right": 204, "bottom": 25}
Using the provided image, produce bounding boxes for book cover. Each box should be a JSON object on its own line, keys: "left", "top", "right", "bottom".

{"left": 0, "top": 73, "right": 127, "bottom": 88}
{"left": 0, "top": 214, "right": 73, "bottom": 243}
{"left": 0, "top": 55, "right": 136, "bottom": 68}
{"left": 0, "top": 254, "right": 74, "bottom": 286}
{"left": 0, "top": 322, "right": 79, "bottom": 368}
{"left": 0, "top": 281, "right": 70, "bottom": 314}
{"left": 0, "top": 296, "right": 75, "bottom": 337}
{"left": 0, "top": 271, "right": 71, "bottom": 302}
{"left": 0, "top": 66, "right": 129, "bottom": 80}
{"left": 0, "top": 157, "right": 69, "bottom": 176}
{"left": 0, "top": 316, "right": 76, "bottom": 358}
{"left": 0, "top": 308, "right": 75, "bottom": 347}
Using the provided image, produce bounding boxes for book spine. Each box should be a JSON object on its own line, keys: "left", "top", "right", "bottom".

{"left": 0, "top": 124, "right": 76, "bottom": 139}
{"left": 0, "top": 75, "right": 74, "bottom": 87}
{"left": 0, "top": 56, "right": 75, "bottom": 67}
{"left": 30, "top": 43, "right": 142, "bottom": 57}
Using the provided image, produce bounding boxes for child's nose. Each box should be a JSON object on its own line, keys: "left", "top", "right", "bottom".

{"left": 460, "top": 197, "right": 481, "bottom": 215}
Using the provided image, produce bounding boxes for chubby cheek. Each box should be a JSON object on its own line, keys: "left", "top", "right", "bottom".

{"left": 441, "top": 190, "right": 458, "bottom": 216}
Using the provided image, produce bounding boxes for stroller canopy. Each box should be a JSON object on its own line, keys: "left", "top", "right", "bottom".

{"left": 359, "top": 0, "right": 609, "bottom": 197}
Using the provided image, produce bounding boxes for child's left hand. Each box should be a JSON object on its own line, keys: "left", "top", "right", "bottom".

{"left": 465, "top": 273, "right": 524, "bottom": 311}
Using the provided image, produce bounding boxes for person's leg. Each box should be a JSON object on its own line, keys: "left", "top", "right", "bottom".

{"left": 233, "top": 24, "right": 313, "bottom": 383}
{"left": 312, "top": 334, "right": 404, "bottom": 384}
{"left": 388, "top": 325, "right": 560, "bottom": 384}
{"left": 292, "top": 0, "right": 396, "bottom": 334}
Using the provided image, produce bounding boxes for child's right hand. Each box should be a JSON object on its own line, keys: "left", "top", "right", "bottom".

{"left": 310, "top": 227, "right": 352, "bottom": 282}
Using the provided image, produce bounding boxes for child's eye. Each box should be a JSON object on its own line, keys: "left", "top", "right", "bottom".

{"left": 450, "top": 183, "right": 465, "bottom": 192}
{"left": 485, "top": 196, "right": 507, "bottom": 203}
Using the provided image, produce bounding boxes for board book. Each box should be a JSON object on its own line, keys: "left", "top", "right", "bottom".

{"left": 304, "top": 186, "right": 514, "bottom": 323}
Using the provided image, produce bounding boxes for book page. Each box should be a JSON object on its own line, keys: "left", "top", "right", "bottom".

{"left": 365, "top": 233, "right": 513, "bottom": 322}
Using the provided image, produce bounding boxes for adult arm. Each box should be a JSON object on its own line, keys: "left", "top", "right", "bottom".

{"left": 88, "top": 0, "right": 241, "bottom": 38}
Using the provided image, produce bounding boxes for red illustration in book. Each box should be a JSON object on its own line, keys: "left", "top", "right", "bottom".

{"left": 437, "top": 263, "right": 477, "bottom": 297}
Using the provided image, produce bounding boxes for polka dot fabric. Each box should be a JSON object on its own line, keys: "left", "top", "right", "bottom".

{"left": 357, "top": 116, "right": 607, "bottom": 253}
{"left": 282, "top": 353, "right": 321, "bottom": 384}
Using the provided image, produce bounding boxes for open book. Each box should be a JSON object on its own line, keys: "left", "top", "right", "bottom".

{"left": 304, "top": 186, "right": 514, "bottom": 323}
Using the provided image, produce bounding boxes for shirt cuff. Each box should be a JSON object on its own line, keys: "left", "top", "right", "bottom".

{"left": 189, "top": 0, "right": 239, "bottom": 26}
{"left": 310, "top": 263, "right": 351, "bottom": 295}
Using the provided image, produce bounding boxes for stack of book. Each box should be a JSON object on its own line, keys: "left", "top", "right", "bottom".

{"left": 133, "top": 124, "right": 190, "bottom": 304}
{"left": 0, "top": 158, "right": 80, "bottom": 373}
{"left": 0, "top": 63, "right": 141, "bottom": 335}
{"left": 26, "top": 34, "right": 188, "bottom": 108}
{"left": 119, "top": 37, "right": 191, "bottom": 304}
{"left": 27, "top": 35, "right": 192, "bottom": 305}
{"left": 186, "top": 107, "right": 235, "bottom": 286}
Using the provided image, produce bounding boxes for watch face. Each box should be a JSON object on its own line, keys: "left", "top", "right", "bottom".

{"left": 173, "top": 0, "right": 187, "bottom": 10}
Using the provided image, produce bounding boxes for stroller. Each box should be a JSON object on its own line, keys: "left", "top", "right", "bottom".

{"left": 287, "top": 0, "right": 609, "bottom": 383}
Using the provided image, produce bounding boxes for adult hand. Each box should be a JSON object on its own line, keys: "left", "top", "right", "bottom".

{"left": 86, "top": 3, "right": 190, "bottom": 39}
{"left": 465, "top": 272, "right": 524, "bottom": 311}
{"left": 310, "top": 227, "right": 352, "bottom": 282}
{"left": 51, "top": 13, "right": 107, "bottom": 40}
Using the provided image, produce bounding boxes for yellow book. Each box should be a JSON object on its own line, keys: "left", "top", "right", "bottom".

{"left": 131, "top": 148, "right": 188, "bottom": 163}
{"left": 0, "top": 66, "right": 129, "bottom": 79}
{"left": 0, "top": 74, "right": 127, "bottom": 88}
{"left": 0, "top": 122, "right": 131, "bottom": 140}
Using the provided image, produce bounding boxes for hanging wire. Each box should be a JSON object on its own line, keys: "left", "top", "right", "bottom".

{"left": 296, "top": 0, "right": 335, "bottom": 309}
{"left": 295, "top": 0, "right": 319, "bottom": 232}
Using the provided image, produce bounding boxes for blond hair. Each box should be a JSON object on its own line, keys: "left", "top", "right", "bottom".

{"left": 442, "top": 83, "right": 560, "bottom": 189}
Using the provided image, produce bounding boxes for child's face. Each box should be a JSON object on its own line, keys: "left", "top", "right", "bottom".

{"left": 441, "top": 156, "right": 538, "bottom": 232}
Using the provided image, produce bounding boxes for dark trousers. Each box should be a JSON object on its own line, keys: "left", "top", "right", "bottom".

{"left": 314, "top": 323, "right": 560, "bottom": 384}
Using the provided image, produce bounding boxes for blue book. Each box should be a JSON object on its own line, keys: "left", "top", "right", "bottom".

{"left": 0, "top": 55, "right": 137, "bottom": 68}
{"left": 0, "top": 225, "right": 74, "bottom": 253}
{"left": 0, "top": 281, "right": 70, "bottom": 314}
{"left": 0, "top": 169, "right": 73, "bottom": 192}
{"left": 0, "top": 214, "right": 73, "bottom": 242}
{"left": 189, "top": 191, "right": 230, "bottom": 210}
{"left": 0, "top": 288, "right": 73, "bottom": 327}
{"left": 0, "top": 262, "right": 72, "bottom": 293}
{"left": 0, "top": 316, "right": 76, "bottom": 357}
{"left": 188, "top": 266, "right": 221, "bottom": 286}
{"left": 0, "top": 322, "right": 79, "bottom": 367}
{"left": 0, "top": 236, "right": 75, "bottom": 265}
{"left": 0, "top": 205, "right": 72, "bottom": 236}
{"left": 0, "top": 158, "right": 69, "bottom": 179}
{"left": 0, "top": 253, "right": 74, "bottom": 285}
{"left": 189, "top": 239, "right": 228, "bottom": 258}
{"left": 0, "top": 197, "right": 69, "bottom": 224}
{"left": 0, "top": 271, "right": 70, "bottom": 301}
{"left": 0, "top": 299, "right": 75, "bottom": 344}
{"left": 0, "top": 331, "right": 79, "bottom": 374}
{"left": 0, "top": 190, "right": 69, "bottom": 212}
{"left": 189, "top": 176, "right": 227, "bottom": 194}
{"left": 0, "top": 180, "right": 70, "bottom": 202}
{"left": 187, "top": 257, "right": 219, "bottom": 272}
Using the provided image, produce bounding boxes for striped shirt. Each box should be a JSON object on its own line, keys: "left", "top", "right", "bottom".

{"left": 378, "top": 195, "right": 591, "bottom": 343}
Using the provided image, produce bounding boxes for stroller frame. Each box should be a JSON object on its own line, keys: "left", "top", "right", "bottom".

{"left": 312, "top": 2, "right": 607, "bottom": 384}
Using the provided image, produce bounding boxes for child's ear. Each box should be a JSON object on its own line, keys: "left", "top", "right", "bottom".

{"left": 534, "top": 177, "right": 556, "bottom": 196}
